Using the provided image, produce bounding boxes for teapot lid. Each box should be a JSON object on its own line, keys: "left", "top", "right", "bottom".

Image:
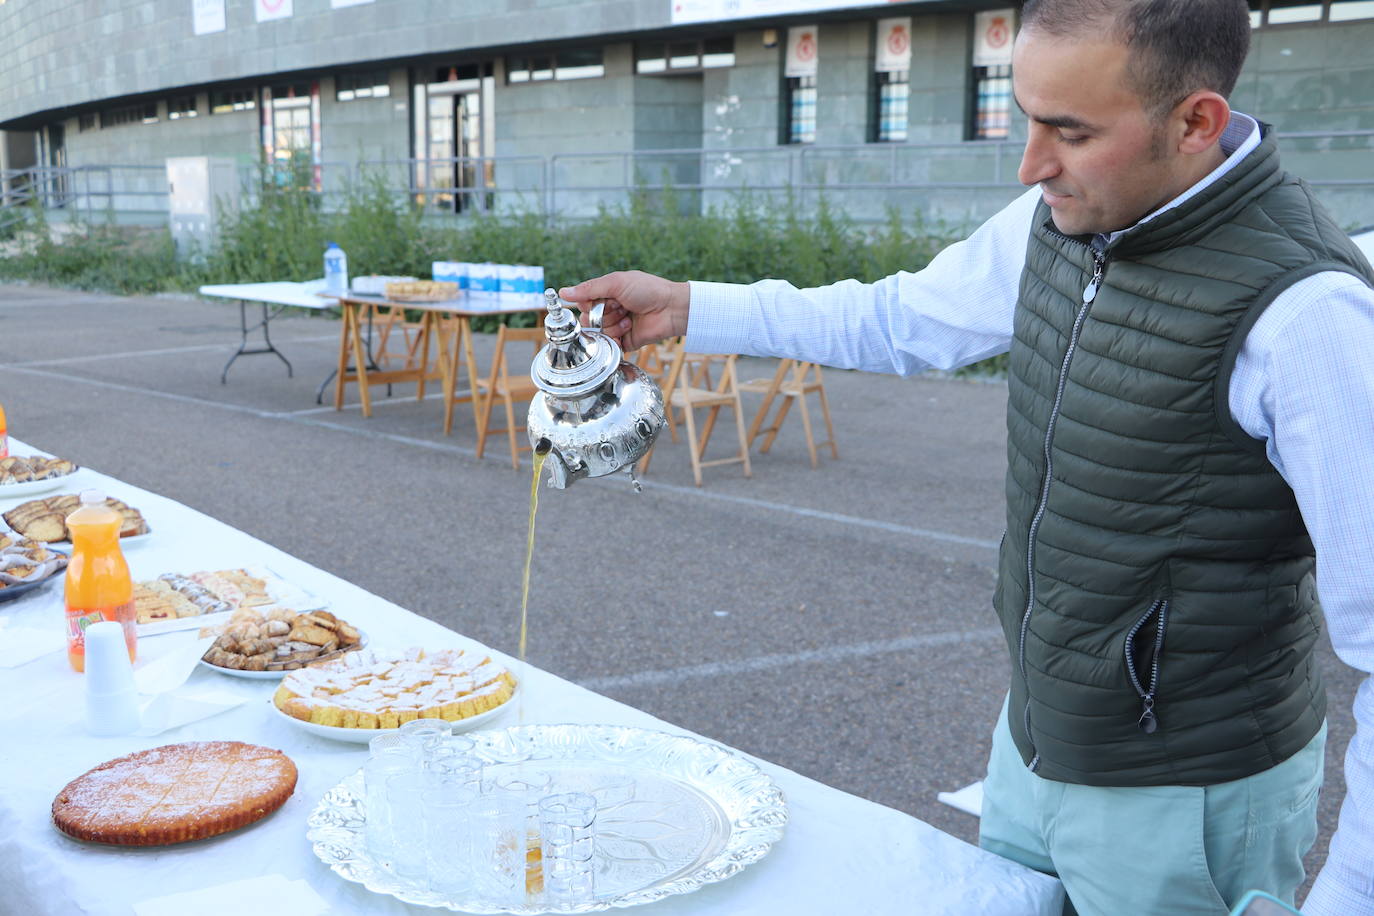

{"left": 531, "top": 289, "right": 623, "bottom": 398}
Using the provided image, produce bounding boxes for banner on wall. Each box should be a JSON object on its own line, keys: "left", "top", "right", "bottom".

{"left": 255, "top": 0, "right": 293, "bottom": 23}
{"left": 973, "top": 9, "right": 1016, "bottom": 67}
{"left": 673, "top": 0, "right": 888, "bottom": 25}
{"left": 784, "top": 25, "right": 819, "bottom": 78}
{"left": 874, "top": 17, "right": 911, "bottom": 73}
{"left": 192, "top": 0, "right": 225, "bottom": 35}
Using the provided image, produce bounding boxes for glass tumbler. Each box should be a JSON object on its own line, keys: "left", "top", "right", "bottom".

{"left": 423, "top": 781, "right": 480, "bottom": 897}
{"left": 363, "top": 745, "right": 417, "bottom": 864}
{"left": 467, "top": 790, "right": 530, "bottom": 906}
{"left": 385, "top": 771, "right": 430, "bottom": 882}
{"left": 539, "top": 792, "right": 597, "bottom": 906}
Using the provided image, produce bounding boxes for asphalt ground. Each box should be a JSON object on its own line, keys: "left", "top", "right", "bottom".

{"left": 0, "top": 282, "right": 1358, "bottom": 905}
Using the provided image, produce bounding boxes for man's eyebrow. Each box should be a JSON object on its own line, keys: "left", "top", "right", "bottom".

{"left": 1013, "top": 94, "right": 1098, "bottom": 132}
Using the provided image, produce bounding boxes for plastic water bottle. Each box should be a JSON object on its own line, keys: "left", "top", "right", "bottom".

{"left": 324, "top": 242, "right": 349, "bottom": 295}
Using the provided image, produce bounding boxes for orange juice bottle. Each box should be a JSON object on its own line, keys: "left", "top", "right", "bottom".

{"left": 64, "top": 489, "right": 136, "bottom": 672}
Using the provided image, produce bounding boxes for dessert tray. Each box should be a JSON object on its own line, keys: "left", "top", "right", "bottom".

{"left": 270, "top": 677, "right": 514, "bottom": 740}
{"left": 0, "top": 456, "right": 79, "bottom": 499}
{"left": 307, "top": 723, "right": 788, "bottom": 913}
{"left": 0, "top": 543, "right": 68, "bottom": 604}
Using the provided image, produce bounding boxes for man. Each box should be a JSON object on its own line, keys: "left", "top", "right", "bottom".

{"left": 560, "top": 1, "right": 1374, "bottom": 913}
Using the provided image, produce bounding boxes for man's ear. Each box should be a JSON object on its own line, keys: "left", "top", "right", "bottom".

{"left": 1174, "top": 91, "right": 1231, "bottom": 155}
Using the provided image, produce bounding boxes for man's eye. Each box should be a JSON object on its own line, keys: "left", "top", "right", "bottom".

{"left": 1059, "top": 134, "right": 1088, "bottom": 146}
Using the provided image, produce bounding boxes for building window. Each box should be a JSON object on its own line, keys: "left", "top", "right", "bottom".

{"left": 873, "top": 70, "right": 909, "bottom": 143}
{"left": 211, "top": 88, "right": 256, "bottom": 113}
{"left": 337, "top": 70, "right": 391, "bottom": 101}
{"left": 267, "top": 83, "right": 313, "bottom": 166}
{"left": 101, "top": 102, "right": 158, "bottom": 128}
{"left": 1250, "top": 0, "right": 1374, "bottom": 25}
{"left": 167, "top": 95, "right": 198, "bottom": 120}
{"left": 971, "top": 64, "right": 1012, "bottom": 140}
{"left": 636, "top": 36, "right": 735, "bottom": 74}
{"left": 508, "top": 48, "right": 604, "bottom": 83}
{"left": 78, "top": 112, "right": 97, "bottom": 132}
{"left": 783, "top": 75, "right": 817, "bottom": 145}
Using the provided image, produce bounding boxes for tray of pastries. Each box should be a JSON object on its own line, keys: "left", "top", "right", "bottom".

{"left": 0, "top": 534, "right": 68, "bottom": 603}
{"left": 52, "top": 741, "right": 297, "bottom": 847}
{"left": 2, "top": 493, "right": 148, "bottom": 543}
{"left": 134, "top": 566, "right": 326, "bottom": 636}
{"left": 0, "top": 455, "right": 79, "bottom": 498}
{"left": 383, "top": 279, "right": 459, "bottom": 301}
{"left": 200, "top": 607, "right": 364, "bottom": 678}
{"left": 272, "top": 646, "right": 516, "bottom": 741}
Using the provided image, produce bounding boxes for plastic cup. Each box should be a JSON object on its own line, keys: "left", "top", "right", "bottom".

{"left": 83, "top": 621, "right": 140, "bottom": 736}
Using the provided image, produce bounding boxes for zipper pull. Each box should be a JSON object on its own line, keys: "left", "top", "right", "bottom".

{"left": 1083, "top": 255, "right": 1106, "bottom": 303}
{"left": 1138, "top": 696, "right": 1158, "bottom": 734}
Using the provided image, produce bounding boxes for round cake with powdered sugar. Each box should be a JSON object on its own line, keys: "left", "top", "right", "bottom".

{"left": 52, "top": 741, "right": 297, "bottom": 846}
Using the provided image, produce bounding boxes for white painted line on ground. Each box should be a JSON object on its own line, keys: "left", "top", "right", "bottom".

{"left": 577, "top": 627, "right": 1005, "bottom": 692}
{"left": 0, "top": 363, "right": 995, "bottom": 550}
{"left": 2, "top": 334, "right": 339, "bottom": 367}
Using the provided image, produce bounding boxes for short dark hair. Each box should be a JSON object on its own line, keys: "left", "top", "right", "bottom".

{"left": 1020, "top": 0, "right": 1251, "bottom": 118}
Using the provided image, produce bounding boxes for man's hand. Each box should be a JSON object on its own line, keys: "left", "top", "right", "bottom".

{"left": 559, "top": 271, "right": 690, "bottom": 352}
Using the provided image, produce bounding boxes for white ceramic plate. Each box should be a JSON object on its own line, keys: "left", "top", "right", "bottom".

{"left": 198, "top": 631, "right": 368, "bottom": 680}
{"left": 0, "top": 476, "right": 72, "bottom": 500}
{"left": 270, "top": 681, "right": 519, "bottom": 743}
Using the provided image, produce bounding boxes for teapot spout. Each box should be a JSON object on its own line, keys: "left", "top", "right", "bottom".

{"left": 534, "top": 438, "right": 583, "bottom": 489}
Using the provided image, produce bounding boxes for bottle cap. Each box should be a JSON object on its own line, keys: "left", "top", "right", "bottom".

{"left": 79, "top": 489, "right": 106, "bottom": 506}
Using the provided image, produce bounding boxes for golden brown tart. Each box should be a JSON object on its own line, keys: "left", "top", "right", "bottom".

{"left": 52, "top": 741, "right": 297, "bottom": 846}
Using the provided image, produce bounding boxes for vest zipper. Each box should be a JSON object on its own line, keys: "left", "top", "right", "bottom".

{"left": 1017, "top": 239, "right": 1107, "bottom": 772}
{"left": 1124, "top": 599, "right": 1169, "bottom": 734}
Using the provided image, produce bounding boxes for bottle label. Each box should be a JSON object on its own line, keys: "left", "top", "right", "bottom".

{"left": 0, "top": 431, "right": 7, "bottom": 459}
{"left": 66, "top": 601, "right": 136, "bottom": 652}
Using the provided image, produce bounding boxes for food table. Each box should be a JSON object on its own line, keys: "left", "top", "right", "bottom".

{"left": 332, "top": 292, "right": 544, "bottom": 435}
{"left": 0, "top": 438, "right": 1064, "bottom": 916}
{"left": 197, "top": 281, "right": 341, "bottom": 385}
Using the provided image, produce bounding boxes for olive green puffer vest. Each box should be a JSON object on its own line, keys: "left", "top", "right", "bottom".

{"left": 997, "top": 127, "right": 1374, "bottom": 786}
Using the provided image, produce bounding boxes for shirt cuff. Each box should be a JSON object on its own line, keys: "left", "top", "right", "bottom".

{"left": 1303, "top": 867, "right": 1374, "bottom": 916}
{"left": 684, "top": 280, "right": 757, "bottom": 355}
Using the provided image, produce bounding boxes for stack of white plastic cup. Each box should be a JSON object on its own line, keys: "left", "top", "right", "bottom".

{"left": 83, "top": 621, "right": 140, "bottom": 737}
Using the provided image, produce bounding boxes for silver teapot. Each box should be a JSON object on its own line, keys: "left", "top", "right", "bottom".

{"left": 527, "top": 289, "right": 666, "bottom": 489}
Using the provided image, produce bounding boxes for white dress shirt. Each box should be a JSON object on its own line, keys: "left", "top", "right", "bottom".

{"left": 683, "top": 113, "right": 1374, "bottom": 915}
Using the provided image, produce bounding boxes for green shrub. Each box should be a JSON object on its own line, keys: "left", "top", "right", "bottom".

{"left": 1, "top": 178, "right": 1008, "bottom": 375}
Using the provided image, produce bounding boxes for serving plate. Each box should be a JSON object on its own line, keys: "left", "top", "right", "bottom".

{"left": 307, "top": 723, "right": 787, "bottom": 913}
{"left": 0, "top": 476, "right": 73, "bottom": 499}
{"left": 0, "top": 545, "right": 69, "bottom": 604}
{"left": 272, "top": 679, "right": 517, "bottom": 742}
{"left": 199, "top": 629, "right": 369, "bottom": 680}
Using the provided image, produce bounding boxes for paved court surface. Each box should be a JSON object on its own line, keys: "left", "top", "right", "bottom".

{"left": 0, "top": 282, "right": 1358, "bottom": 902}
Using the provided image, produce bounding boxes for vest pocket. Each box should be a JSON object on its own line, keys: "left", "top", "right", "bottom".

{"left": 1124, "top": 599, "right": 1170, "bottom": 734}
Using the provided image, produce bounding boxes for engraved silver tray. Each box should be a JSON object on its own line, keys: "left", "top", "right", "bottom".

{"left": 307, "top": 723, "right": 788, "bottom": 913}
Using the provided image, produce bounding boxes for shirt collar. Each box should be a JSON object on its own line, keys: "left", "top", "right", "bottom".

{"left": 1102, "top": 111, "right": 1262, "bottom": 246}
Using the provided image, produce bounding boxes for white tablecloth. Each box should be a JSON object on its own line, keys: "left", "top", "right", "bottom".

{"left": 0, "top": 440, "right": 1063, "bottom": 916}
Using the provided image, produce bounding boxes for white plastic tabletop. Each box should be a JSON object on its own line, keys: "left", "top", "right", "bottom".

{"left": 198, "top": 280, "right": 338, "bottom": 310}
{"left": 0, "top": 438, "right": 1063, "bottom": 916}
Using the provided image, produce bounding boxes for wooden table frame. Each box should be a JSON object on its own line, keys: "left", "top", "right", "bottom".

{"left": 332, "top": 293, "right": 544, "bottom": 431}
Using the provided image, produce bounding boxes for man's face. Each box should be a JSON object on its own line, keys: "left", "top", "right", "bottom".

{"left": 1013, "top": 29, "right": 1183, "bottom": 236}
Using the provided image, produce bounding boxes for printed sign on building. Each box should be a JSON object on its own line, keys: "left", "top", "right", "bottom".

{"left": 973, "top": 9, "right": 1016, "bottom": 67}
{"left": 192, "top": 0, "right": 225, "bottom": 35}
{"left": 330, "top": 0, "right": 374, "bottom": 7}
{"left": 875, "top": 17, "right": 911, "bottom": 73}
{"left": 785, "top": 25, "right": 819, "bottom": 78}
{"left": 255, "top": 0, "right": 293, "bottom": 23}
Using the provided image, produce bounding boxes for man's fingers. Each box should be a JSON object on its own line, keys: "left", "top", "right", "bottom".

{"left": 559, "top": 272, "right": 624, "bottom": 304}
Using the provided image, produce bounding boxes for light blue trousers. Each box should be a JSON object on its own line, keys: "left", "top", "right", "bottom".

{"left": 979, "top": 699, "right": 1325, "bottom": 916}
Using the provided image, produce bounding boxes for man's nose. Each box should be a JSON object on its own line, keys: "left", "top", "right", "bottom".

{"left": 1017, "top": 128, "right": 1058, "bottom": 187}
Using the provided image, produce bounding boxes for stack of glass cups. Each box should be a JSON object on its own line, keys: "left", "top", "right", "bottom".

{"left": 361, "top": 723, "right": 601, "bottom": 907}
{"left": 539, "top": 792, "right": 597, "bottom": 905}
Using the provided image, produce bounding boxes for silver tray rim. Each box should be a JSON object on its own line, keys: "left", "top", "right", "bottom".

{"left": 306, "top": 722, "right": 789, "bottom": 913}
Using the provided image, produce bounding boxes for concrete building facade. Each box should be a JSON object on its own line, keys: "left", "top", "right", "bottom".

{"left": 1, "top": 0, "right": 1372, "bottom": 229}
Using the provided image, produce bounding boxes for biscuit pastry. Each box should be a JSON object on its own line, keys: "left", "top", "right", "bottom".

{"left": 201, "top": 607, "right": 362, "bottom": 671}
{"left": 51, "top": 741, "right": 297, "bottom": 846}
{"left": 272, "top": 647, "right": 516, "bottom": 729}
{"left": 3, "top": 494, "right": 147, "bottom": 542}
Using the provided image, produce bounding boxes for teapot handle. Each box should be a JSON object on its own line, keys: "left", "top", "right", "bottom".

{"left": 589, "top": 301, "right": 606, "bottom": 330}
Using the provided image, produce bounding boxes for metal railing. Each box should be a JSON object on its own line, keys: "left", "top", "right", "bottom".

{"left": 4, "top": 129, "right": 1373, "bottom": 234}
